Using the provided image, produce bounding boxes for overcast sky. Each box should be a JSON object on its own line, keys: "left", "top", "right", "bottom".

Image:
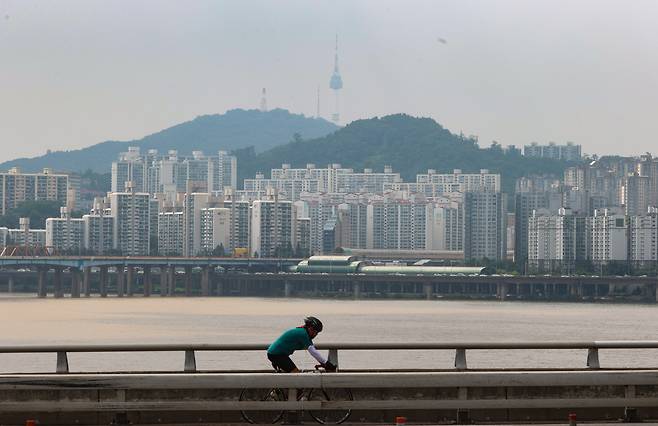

{"left": 1, "top": 0, "right": 657, "bottom": 160}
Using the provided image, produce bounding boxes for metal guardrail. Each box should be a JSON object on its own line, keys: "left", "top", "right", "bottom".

{"left": 3, "top": 341, "right": 658, "bottom": 373}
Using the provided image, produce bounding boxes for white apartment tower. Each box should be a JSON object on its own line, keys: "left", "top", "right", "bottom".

{"left": 158, "top": 211, "right": 184, "bottom": 256}
{"left": 251, "top": 190, "right": 292, "bottom": 257}
{"left": 45, "top": 207, "right": 84, "bottom": 253}
{"left": 209, "top": 151, "right": 238, "bottom": 193}
{"left": 110, "top": 188, "right": 151, "bottom": 256}
{"left": 464, "top": 192, "right": 507, "bottom": 261}
{"left": 111, "top": 147, "right": 147, "bottom": 193}
{"left": 588, "top": 207, "right": 628, "bottom": 265}
{"left": 199, "top": 208, "right": 231, "bottom": 255}
{"left": 0, "top": 168, "right": 70, "bottom": 215}
{"left": 629, "top": 211, "right": 658, "bottom": 268}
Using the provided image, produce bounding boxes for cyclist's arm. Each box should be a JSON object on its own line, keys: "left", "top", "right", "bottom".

{"left": 307, "top": 345, "right": 327, "bottom": 364}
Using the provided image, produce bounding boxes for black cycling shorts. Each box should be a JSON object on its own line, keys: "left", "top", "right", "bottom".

{"left": 267, "top": 353, "right": 297, "bottom": 372}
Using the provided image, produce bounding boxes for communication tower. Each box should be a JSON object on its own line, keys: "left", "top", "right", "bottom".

{"left": 260, "top": 88, "right": 268, "bottom": 112}
{"left": 328, "top": 35, "right": 343, "bottom": 124}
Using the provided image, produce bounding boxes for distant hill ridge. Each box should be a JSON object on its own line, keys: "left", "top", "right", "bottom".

{"left": 0, "top": 109, "right": 339, "bottom": 173}
{"left": 1, "top": 111, "right": 571, "bottom": 194}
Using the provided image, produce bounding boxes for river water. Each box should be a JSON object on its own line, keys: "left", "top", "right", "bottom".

{"left": 1, "top": 294, "right": 657, "bottom": 373}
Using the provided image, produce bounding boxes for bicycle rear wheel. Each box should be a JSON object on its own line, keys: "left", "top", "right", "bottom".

{"left": 307, "top": 387, "right": 353, "bottom": 424}
{"left": 239, "top": 387, "right": 285, "bottom": 424}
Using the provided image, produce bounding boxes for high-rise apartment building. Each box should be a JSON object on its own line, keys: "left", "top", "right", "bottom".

{"left": 0, "top": 168, "right": 70, "bottom": 215}
{"left": 514, "top": 192, "right": 562, "bottom": 266}
{"left": 83, "top": 212, "right": 114, "bottom": 255}
{"left": 588, "top": 207, "right": 628, "bottom": 265}
{"left": 256, "top": 163, "right": 400, "bottom": 196}
{"left": 110, "top": 189, "right": 151, "bottom": 256}
{"left": 251, "top": 192, "right": 292, "bottom": 257}
{"left": 208, "top": 150, "right": 237, "bottom": 193}
{"left": 527, "top": 208, "right": 587, "bottom": 273}
{"left": 111, "top": 147, "right": 147, "bottom": 193}
{"left": 366, "top": 196, "right": 428, "bottom": 251}
{"left": 426, "top": 196, "right": 463, "bottom": 251}
{"left": 524, "top": 142, "right": 581, "bottom": 161}
{"left": 199, "top": 208, "right": 231, "bottom": 254}
{"left": 464, "top": 192, "right": 507, "bottom": 261}
{"left": 45, "top": 207, "right": 84, "bottom": 253}
{"left": 623, "top": 173, "right": 650, "bottom": 216}
{"left": 223, "top": 195, "right": 251, "bottom": 253}
{"left": 384, "top": 169, "right": 500, "bottom": 196}
{"left": 158, "top": 211, "right": 184, "bottom": 256}
{"left": 629, "top": 212, "right": 658, "bottom": 269}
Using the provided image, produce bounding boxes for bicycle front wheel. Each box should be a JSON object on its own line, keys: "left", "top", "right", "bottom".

{"left": 239, "top": 387, "right": 285, "bottom": 424}
{"left": 307, "top": 387, "right": 353, "bottom": 424}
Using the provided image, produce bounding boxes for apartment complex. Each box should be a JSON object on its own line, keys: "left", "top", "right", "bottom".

{"left": 523, "top": 142, "right": 581, "bottom": 161}
{"left": 0, "top": 168, "right": 71, "bottom": 215}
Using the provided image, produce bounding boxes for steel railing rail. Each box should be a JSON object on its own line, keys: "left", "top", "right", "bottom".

{"left": 2, "top": 341, "right": 658, "bottom": 373}
{"left": 3, "top": 371, "right": 658, "bottom": 414}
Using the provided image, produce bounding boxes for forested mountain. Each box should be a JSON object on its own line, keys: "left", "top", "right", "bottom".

{"left": 0, "top": 109, "right": 338, "bottom": 173}
{"left": 237, "top": 114, "right": 572, "bottom": 193}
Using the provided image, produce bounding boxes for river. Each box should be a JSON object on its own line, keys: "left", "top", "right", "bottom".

{"left": 0, "top": 295, "right": 657, "bottom": 373}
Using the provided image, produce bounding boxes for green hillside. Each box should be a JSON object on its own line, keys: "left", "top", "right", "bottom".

{"left": 237, "top": 114, "right": 572, "bottom": 193}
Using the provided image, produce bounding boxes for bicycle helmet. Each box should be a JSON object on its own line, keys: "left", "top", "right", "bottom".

{"left": 304, "top": 316, "right": 323, "bottom": 332}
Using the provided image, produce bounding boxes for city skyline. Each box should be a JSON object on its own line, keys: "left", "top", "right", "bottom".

{"left": 2, "top": 0, "right": 658, "bottom": 161}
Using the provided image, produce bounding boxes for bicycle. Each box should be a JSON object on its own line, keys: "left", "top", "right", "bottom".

{"left": 239, "top": 366, "right": 353, "bottom": 424}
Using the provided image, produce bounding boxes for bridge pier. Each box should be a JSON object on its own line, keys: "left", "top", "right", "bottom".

{"left": 201, "top": 266, "right": 210, "bottom": 296}
{"left": 83, "top": 267, "right": 91, "bottom": 297}
{"left": 99, "top": 266, "right": 108, "bottom": 297}
{"left": 497, "top": 283, "right": 508, "bottom": 301}
{"left": 424, "top": 282, "right": 432, "bottom": 300}
{"left": 184, "top": 266, "right": 192, "bottom": 296}
{"left": 168, "top": 266, "right": 176, "bottom": 296}
{"left": 216, "top": 275, "right": 224, "bottom": 296}
{"left": 143, "top": 266, "right": 152, "bottom": 297}
{"left": 54, "top": 267, "right": 63, "bottom": 298}
{"left": 159, "top": 267, "right": 167, "bottom": 297}
{"left": 71, "top": 269, "right": 81, "bottom": 298}
{"left": 126, "top": 266, "right": 134, "bottom": 296}
{"left": 116, "top": 267, "right": 125, "bottom": 297}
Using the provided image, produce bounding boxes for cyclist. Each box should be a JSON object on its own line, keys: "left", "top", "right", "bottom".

{"left": 267, "top": 316, "right": 337, "bottom": 373}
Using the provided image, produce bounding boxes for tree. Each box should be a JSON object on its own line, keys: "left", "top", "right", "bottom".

{"left": 0, "top": 200, "right": 63, "bottom": 229}
{"left": 212, "top": 244, "right": 225, "bottom": 257}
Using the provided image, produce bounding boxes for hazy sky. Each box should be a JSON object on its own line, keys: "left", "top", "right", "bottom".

{"left": 1, "top": 0, "right": 657, "bottom": 160}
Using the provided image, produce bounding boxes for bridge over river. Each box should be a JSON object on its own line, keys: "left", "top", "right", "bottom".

{"left": 1, "top": 341, "right": 658, "bottom": 425}
{"left": 0, "top": 255, "right": 656, "bottom": 302}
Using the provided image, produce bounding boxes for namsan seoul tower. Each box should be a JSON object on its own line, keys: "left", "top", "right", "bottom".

{"left": 329, "top": 35, "right": 343, "bottom": 124}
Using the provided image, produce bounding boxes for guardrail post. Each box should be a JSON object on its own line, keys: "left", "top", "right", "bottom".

{"left": 454, "top": 348, "right": 467, "bottom": 370}
{"left": 328, "top": 348, "right": 339, "bottom": 368}
{"left": 56, "top": 351, "right": 69, "bottom": 373}
{"left": 184, "top": 350, "right": 197, "bottom": 372}
{"left": 587, "top": 347, "right": 600, "bottom": 369}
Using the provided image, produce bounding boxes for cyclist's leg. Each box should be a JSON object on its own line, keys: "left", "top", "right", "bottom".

{"left": 267, "top": 353, "right": 299, "bottom": 373}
